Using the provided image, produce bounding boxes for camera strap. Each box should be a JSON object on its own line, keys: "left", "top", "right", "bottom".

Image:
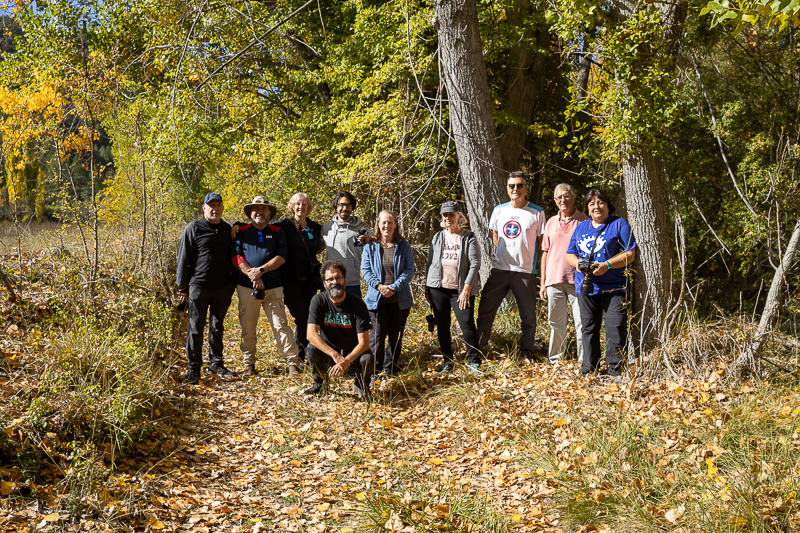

{"left": 586, "top": 220, "right": 611, "bottom": 262}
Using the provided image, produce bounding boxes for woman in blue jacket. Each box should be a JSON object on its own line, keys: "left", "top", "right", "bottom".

{"left": 361, "top": 210, "right": 415, "bottom": 375}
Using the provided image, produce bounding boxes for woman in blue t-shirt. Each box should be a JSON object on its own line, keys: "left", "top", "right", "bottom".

{"left": 566, "top": 189, "right": 637, "bottom": 381}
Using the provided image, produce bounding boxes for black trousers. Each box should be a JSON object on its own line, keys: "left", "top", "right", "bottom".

{"left": 186, "top": 281, "right": 236, "bottom": 371}
{"left": 307, "top": 344, "right": 374, "bottom": 390}
{"left": 369, "top": 300, "right": 410, "bottom": 374}
{"left": 282, "top": 277, "right": 319, "bottom": 362}
{"left": 476, "top": 269, "right": 539, "bottom": 355}
{"left": 578, "top": 292, "right": 627, "bottom": 377}
{"left": 429, "top": 287, "right": 480, "bottom": 365}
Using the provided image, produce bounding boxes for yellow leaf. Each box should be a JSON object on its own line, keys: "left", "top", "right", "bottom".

{"left": 355, "top": 492, "right": 366, "bottom": 501}
{"left": 150, "top": 521, "right": 165, "bottom": 530}
{"left": 429, "top": 458, "right": 443, "bottom": 465}
{"left": 535, "top": 468, "right": 545, "bottom": 475}
{"left": 446, "top": 455, "right": 457, "bottom": 461}
{"left": 512, "top": 515, "right": 522, "bottom": 521}
{"left": 43, "top": 513, "right": 60, "bottom": 523}
{"left": 0, "top": 481, "right": 13, "bottom": 496}
{"left": 340, "top": 528, "right": 355, "bottom": 533}
{"left": 555, "top": 418, "right": 567, "bottom": 427}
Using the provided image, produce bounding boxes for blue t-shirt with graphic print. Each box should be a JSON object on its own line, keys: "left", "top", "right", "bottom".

{"left": 566, "top": 216, "right": 636, "bottom": 296}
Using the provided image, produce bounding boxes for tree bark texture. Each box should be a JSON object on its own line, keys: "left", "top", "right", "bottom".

{"left": 496, "top": 0, "right": 550, "bottom": 174}
{"left": 617, "top": 0, "right": 684, "bottom": 358}
{"left": 435, "top": 0, "right": 506, "bottom": 287}
{"left": 732, "top": 216, "right": 800, "bottom": 377}
{"left": 622, "top": 149, "right": 675, "bottom": 357}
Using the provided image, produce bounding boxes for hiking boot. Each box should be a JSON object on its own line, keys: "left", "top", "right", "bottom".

{"left": 207, "top": 364, "right": 238, "bottom": 378}
{"left": 242, "top": 364, "right": 257, "bottom": 377}
{"left": 185, "top": 370, "right": 201, "bottom": 385}
{"left": 468, "top": 363, "right": 483, "bottom": 375}
{"left": 439, "top": 361, "right": 454, "bottom": 374}
{"left": 303, "top": 382, "right": 326, "bottom": 397}
{"left": 287, "top": 364, "right": 301, "bottom": 377}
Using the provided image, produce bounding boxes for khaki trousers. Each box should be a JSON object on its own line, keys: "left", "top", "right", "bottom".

{"left": 237, "top": 285, "right": 299, "bottom": 367}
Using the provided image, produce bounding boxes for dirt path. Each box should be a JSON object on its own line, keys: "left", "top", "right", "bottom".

{"left": 96, "top": 359, "right": 578, "bottom": 533}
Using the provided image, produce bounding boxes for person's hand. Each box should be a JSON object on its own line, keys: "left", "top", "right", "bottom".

{"left": 177, "top": 290, "right": 188, "bottom": 303}
{"left": 253, "top": 278, "right": 265, "bottom": 290}
{"left": 231, "top": 225, "right": 240, "bottom": 238}
{"left": 359, "top": 234, "right": 372, "bottom": 244}
{"left": 458, "top": 287, "right": 471, "bottom": 310}
{"left": 378, "top": 284, "right": 395, "bottom": 298}
{"left": 247, "top": 267, "right": 262, "bottom": 282}
{"left": 592, "top": 262, "right": 610, "bottom": 276}
{"left": 330, "top": 358, "right": 351, "bottom": 378}
{"left": 424, "top": 287, "right": 431, "bottom": 303}
{"left": 539, "top": 285, "right": 547, "bottom": 301}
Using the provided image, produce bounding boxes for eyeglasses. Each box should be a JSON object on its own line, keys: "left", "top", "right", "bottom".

{"left": 507, "top": 183, "right": 526, "bottom": 189}
{"left": 555, "top": 194, "right": 574, "bottom": 201}
{"left": 442, "top": 212, "right": 457, "bottom": 217}
{"left": 324, "top": 275, "right": 344, "bottom": 283}
{"left": 336, "top": 202, "right": 352, "bottom": 208}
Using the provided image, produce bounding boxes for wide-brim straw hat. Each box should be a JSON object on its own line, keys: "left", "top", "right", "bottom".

{"left": 244, "top": 196, "right": 277, "bottom": 221}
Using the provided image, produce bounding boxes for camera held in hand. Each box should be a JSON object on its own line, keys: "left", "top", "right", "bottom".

{"left": 578, "top": 261, "right": 594, "bottom": 294}
{"left": 425, "top": 314, "right": 436, "bottom": 332}
{"left": 353, "top": 228, "right": 369, "bottom": 247}
{"left": 251, "top": 289, "right": 265, "bottom": 300}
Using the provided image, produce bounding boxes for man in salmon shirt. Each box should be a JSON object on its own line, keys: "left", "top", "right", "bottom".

{"left": 539, "top": 184, "right": 589, "bottom": 364}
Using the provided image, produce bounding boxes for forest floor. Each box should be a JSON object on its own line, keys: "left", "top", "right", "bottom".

{"left": 1, "top": 226, "right": 799, "bottom": 532}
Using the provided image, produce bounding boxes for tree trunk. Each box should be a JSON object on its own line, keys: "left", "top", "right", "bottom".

{"left": 616, "top": 0, "right": 685, "bottom": 358}
{"left": 497, "top": 0, "right": 550, "bottom": 173}
{"left": 435, "top": 0, "right": 506, "bottom": 287}
{"left": 732, "top": 216, "right": 800, "bottom": 378}
{"left": 622, "top": 149, "right": 675, "bottom": 357}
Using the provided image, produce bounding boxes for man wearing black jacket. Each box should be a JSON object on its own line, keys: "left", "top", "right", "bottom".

{"left": 177, "top": 193, "right": 238, "bottom": 384}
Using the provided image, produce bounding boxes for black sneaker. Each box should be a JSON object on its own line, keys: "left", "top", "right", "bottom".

{"left": 303, "top": 383, "right": 326, "bottom": 397}
{"left": 185, "top": 370, "right": 201, "bottom": 385}
{"left": 207, "top": 364, "right": 238, "bottom": 378}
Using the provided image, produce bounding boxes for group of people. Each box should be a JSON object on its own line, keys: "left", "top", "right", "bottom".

{"left": 176, "top": 170, "right": 637, "bottom": 399}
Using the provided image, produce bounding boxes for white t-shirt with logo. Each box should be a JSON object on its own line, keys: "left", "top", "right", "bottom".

{"left": 441, "top": 231, "right": 461, "bottom": 289}
{"left": 489, "top": 201, "right": 545, "bottom": 274}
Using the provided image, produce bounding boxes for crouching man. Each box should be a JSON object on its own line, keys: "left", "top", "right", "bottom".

{"left": 303, "top": 260, "right": 374, "bottom": 400}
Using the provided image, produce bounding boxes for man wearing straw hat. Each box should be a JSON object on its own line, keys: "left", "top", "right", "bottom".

{"left": 232, "top": 196, "right": 301, "bottom": 377}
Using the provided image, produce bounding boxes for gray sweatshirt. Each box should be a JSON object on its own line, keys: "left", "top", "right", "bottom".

{"left": 321, "top": 215, "right": 372, "bottom": 287}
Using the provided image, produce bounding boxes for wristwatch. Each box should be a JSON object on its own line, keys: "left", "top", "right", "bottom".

{"left": 259, "top": 266, "right": 266, "bottom": 273}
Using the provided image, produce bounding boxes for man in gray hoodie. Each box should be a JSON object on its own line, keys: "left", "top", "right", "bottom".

{"left": 321, "top": 191, "right": 373, "bottom": 296}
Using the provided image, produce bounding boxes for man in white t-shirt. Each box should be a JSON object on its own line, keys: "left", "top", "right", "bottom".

{"left": 477, "top": 171, "right": 545, "bottom": 357}
{"left": 539, "top": 183, "right": 589, "bottom": 364}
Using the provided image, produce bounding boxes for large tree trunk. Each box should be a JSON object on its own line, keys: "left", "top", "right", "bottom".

{"left": 497, "top": 0, "right": 550, "bottom": 173}
{"left": 732, "top": 216, "right": 800, "bottom": 378}
{"left": 435, "top": 0, "right": 506, "bottom": 287}
{"left": 622, "top": 150, "right": 675, "bottom": 357}
{"left": 616, "top": 0, "right": 684, "bottom": 358}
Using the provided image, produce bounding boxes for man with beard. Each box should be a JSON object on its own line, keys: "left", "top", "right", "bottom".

{"left": 303, "top": 260, "right": 374, "bottom": 400}
{"left": 321, "top": 191, "right": 373, "bottom": 296}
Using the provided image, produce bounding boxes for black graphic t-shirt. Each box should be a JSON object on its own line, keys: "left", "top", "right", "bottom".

{"left": 308, "top": 292, "right": 372, "bottom": 354}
